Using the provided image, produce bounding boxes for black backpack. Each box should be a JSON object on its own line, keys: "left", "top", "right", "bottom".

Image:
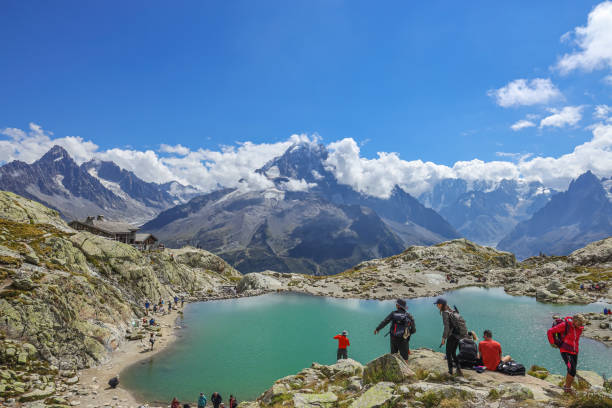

{"left": 390, "top": 311, "right": 415, "bottom": 338}
{"left": 457, "top": 338, "right": 479, "bottom": 366}
{"left": 498, "top": 361, "right": 526, "bottom": 376}
{"left": 551, "top": 317, "right": 570, "bottom": 348}
{"left": 446, "top": 307, "right": 468, "bottom": 338}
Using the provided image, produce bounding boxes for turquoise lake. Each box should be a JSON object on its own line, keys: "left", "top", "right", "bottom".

{"left": 121, "top": 288, "right": 611, "bottom": 404}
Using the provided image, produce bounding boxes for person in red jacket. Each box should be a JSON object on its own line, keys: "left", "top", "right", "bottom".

{"left": 333, "top": 330, "right": 350, "bottom": 360}
{"left": 547, "top": 314, "right": 586, "bottom": 394}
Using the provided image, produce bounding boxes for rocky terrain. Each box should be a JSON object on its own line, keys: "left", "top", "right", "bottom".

{"left": 245, "top": 350, "right": 612, "bottom": 408}
{"left": 0, "top": 191, "right": 241, "bottom": 405}
{"left": 235, "top": 238, "right": 612, "bottom": 345}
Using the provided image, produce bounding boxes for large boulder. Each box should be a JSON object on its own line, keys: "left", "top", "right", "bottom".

{"left": 577, "top": 370, "right": 605, "bottom": 388}
{"left": 293, "top": 392, "right": 337, "bottom": 408}
{"left": 237, "top": 273, "right": 282, "bottom": 292}
{"left": 349, "top": 382, "right": 394, "bottom": 408}
{"left": 313, "top": 358, "right": 363, "bottom": 378}
{"left": 363, "top": 353, "right": 415, "bottom": 384}
{"left": 569, "top": 237, "right": 612, "bottom": 265}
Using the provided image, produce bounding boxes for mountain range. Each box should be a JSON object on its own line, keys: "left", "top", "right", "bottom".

{"left": 142, "top": 143, "right": 460, "bottom": 274}
{"left": 0, "top": 145, "right": 198, "bottom": 224}
{"left": 0, "top": 143, "right": 610, "bottom": 271}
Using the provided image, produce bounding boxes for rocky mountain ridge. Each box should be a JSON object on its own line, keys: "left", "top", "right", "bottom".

{"left": 498, "top": 171, "right": 612, "bottom": 259}
{"left": 0, "top": 146, "right": 198, "bottom": 224}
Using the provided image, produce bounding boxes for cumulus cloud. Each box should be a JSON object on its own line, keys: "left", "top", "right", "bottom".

{"left": 556, "top": 1, "right": 612, "bottom": 74}
{"left": 511, "top": 119, "right": 537, "bottom": 131}
{"left": 159, "top": 144, "right": 190, "bottom": 156}
{"left": 488, "top": 78, "right": 562, "bottom": 107}
{"left": 2, "top": 122, "right": 612, "bottom": 200}
{"left": 539, "top": 106, "right": 583, "bottom": 128}
{"left": 593, "top": 104, "right": 611, "bottom": 120}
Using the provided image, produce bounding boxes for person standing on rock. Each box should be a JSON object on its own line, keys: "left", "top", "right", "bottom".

{"left": 145, "top": 299, "right": 150, "bottom": 315}
{"left": 149, "top": 332, "right": 156, "bottom": 351}
{"left": 229, "top": 395, "right": 237, "bottom": 408}
{"left": 211, "top": 392, "right": 222, "bottom": 408}
{"left": 547, "top": 314, "right": 586, "bottom": 394}
{"left": 374, "top": 299, "right": 415, "bottom": 363}
{"left": 434, "top": 298, "right": 466, "bottom": 376}
{"left": 171, "top": 397, "right": 181, "bottom": 408}
{"left": 333, "top": 330, "right": 350, "bottom": 360}
{"left": 198, "top": 392, "right": 207, "bottom": 408}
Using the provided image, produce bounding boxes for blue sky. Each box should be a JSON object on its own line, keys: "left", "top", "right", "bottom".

{"left": 1, "top": 1, "right": 612, "bottom": 196}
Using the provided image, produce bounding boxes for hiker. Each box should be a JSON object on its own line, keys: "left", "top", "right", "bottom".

{"left": 229, "top": 395, "right": 237, "bottom": 408}
{"left": 145, "top": 299, "right": 150, "bottom": 315}
{"left": 168, "top": 302, "right": 172, "bottom": 312}
{"left": 171, "top": 397, "right": 181, "bottom": 408}
{"left": 547, "top": 314, "right": 586, "bottom": 394}
{"left": 211, "top": 392, "right": 222, "bottom": 408}
{"left": 478, "top": 330, "right": 512, "bottom": 372}
{"left": 198, "top": 393, "right": 207, "bottom": 408}
{"left": 149, "top": 333, "right": 156, "bottom": 351}
{"left": 149, "top": 318, "right": 155, "bottom": 326}
{"left": 374, "top": 299, "right": 416, "bottom": 363}
{"left": 181, "top": 296, "right": 185, "bottom": 307}
{"left": 153, "top": 304, "right": 158, "bottom": 313}
{"left": 333, "top": 330, "right": 350, "bottom": 360}
{"left": 108, "top": 376, "right": 119, "bottom": 389}
{"left": 457, "top": 331, "right": 481, "bottom": 368}
{"left": 174, "top": 295, "right": 179, "bottom": 306}
{"left": 434, "top": 298, "right": 466, "bottom": 376}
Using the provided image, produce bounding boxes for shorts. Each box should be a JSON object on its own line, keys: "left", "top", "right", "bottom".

{"left": 561, "top": 352, "right": 577, "bottom": 377}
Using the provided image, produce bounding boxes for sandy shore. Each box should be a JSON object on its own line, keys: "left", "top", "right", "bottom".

{"left": 74, "top": 309, "right": 184, "bottom": 408}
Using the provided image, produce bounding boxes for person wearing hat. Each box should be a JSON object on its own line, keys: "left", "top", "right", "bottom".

{"left": 547, "top": 314, "right": 586, "bottom": 394}
{"left": 434, "top": 297, "right": 467, "bottom": 376}
{"left": 374, "top": 299, "right": 416, "bottom": 363}
{"left": 333, "top": 330, "right": 350, "bottom": 360}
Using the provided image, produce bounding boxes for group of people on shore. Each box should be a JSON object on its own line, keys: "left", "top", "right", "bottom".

{"left": 170, "top": 392, "right": 238, "bottom": 408}
{"left": 333, "top": 297, "right": 589, "bottom": 394}
{"left": 144, "top": 296, "right": 185, "bottom": 316}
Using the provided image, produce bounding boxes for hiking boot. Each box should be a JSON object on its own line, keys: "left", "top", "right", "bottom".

{"left": 455, "top": 368, "right": 464, "bottom": 377}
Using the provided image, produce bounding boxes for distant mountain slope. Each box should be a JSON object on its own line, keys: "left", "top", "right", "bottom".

{"left": 142, "top": 188, "right": 405, "bottom": 275}
{"left": 143, "top": 142, "right": 463, "bottom": 275}
{"left": 0, "top": 146, "right": 199, "bottom": 223}
{"left": 420, "top": 179, "right": 554, "bottom": 246}
{"left": 258, "top": 142, "right": 461, "bottom": 244}
{"left": 497, "top": 171, "right": 612, "bottom": 259}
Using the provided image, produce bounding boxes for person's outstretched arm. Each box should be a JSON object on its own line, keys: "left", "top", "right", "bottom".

{"left": 374, "top": 312, "right": 392, "bottom": 334}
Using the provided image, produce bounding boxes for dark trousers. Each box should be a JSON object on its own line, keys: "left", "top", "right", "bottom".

{"left": 337, "top": 348, "right": 348, "bottom": 360}
{"left": 446, "top": 336, "right": 461, "bottom": 374}
{"left": 561, "top": 352, "right": 578, "bottom": 377}
{"left": 390, "top": 336, "right": 410, "bottom": 360}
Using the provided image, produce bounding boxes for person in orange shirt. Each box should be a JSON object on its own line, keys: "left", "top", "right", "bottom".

{"left": 333, "top": 330, "right": 350, "bottom": 360}
{"left": 478, "top": 330, "right": 511, "bottom": 371}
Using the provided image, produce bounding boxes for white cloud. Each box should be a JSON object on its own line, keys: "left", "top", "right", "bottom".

{"left": 556, "top": 1, "right": 612, "bottom": 74}
{"left": 511, "top": 119, "right": 537, "bottom": 131}
{"left": 605, "top": 75, "right": 612, "bottom": 85}
{"left": 594, "top": 104, "right": 612, "bottom": 120}
{"left": 488, "top": 78, "right": 562, "bottom": 107}
{"left": 2, "top": 122, "right": 612, "bottom": 201}
{"left": 539, "top": 106, "right": 583, "bottom": 128}
{"left": 159, "top": 144, "right": 190, "bottom": 156}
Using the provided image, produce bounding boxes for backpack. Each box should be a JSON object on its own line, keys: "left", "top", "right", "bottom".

{"left": 390, "top": 311, "right": 415, "bottom": 338}
{"left": 551, "top": 317, "right": 570, "bottom": 348}
{"left": 497, "top": 361, "right": 526, "bottom": 376}
{"left": 447, "top": 308, "right": 468, "bottom": 338}
{"left": 457, "top": 338, "right": 479, "bottom": 367}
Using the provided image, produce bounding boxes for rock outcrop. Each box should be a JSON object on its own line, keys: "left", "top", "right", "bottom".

{"left": 247, "top": 350, "right": 612, "bottom": 408}
{"left": 0, "top": 191, "right": 241, "bottom": 375}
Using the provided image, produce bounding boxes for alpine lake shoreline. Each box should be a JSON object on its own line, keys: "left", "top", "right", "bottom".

{"left": 0, "top": 190, "right": 611, "bottom": 408}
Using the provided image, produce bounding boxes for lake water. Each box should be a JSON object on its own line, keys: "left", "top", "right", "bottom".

{"left": 121, "top": 288, "right": 611, "bottom": 404}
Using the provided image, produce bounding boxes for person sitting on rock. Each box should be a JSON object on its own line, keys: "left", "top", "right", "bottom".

{"left": 478, "top": 330, "right": 511, "bottom": 372}
{"left": 171, "top": 397, "right": 180, "bottom": 408}
{"left": 108, "top": 376, "right": 119, "bottom": 389}
{"left": 548, "top": 314, "right": 586, "bottom": 394}
{"left": 457, "top": 331, "right": 481, "bottom": 368}
{"left": 333, "top": 330, "right": 350, "bottom": 360}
